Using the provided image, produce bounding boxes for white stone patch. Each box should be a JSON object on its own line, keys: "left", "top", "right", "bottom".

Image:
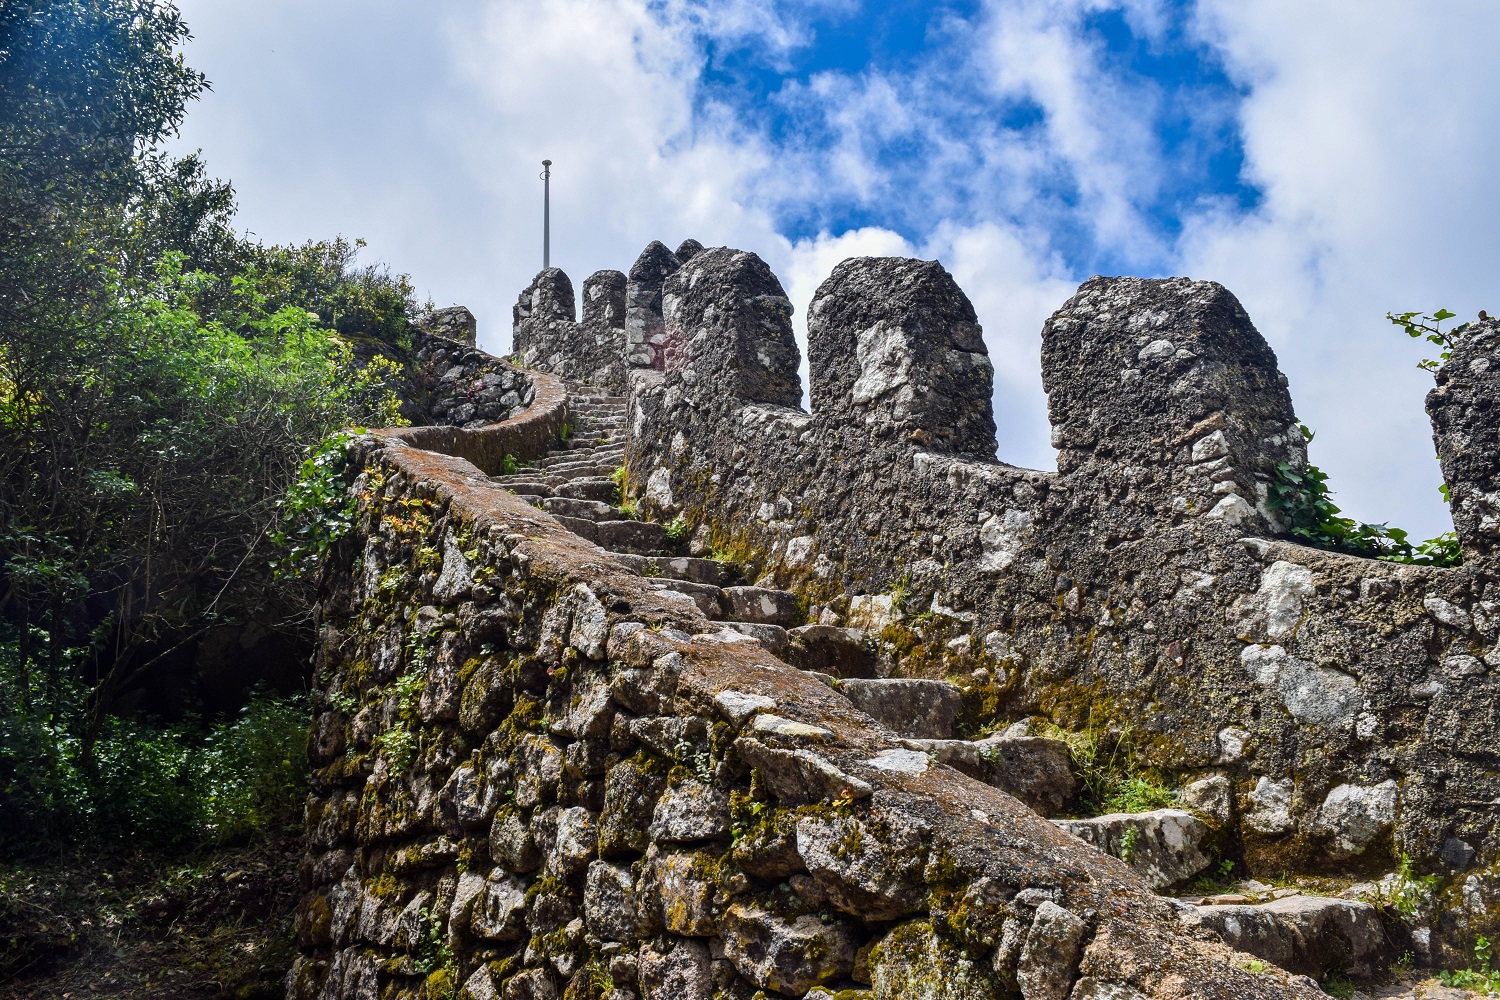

{"left": 1445, "top": 653, "right": 1485, "bottom": 677}
{"left": 846, "top": 594, "right": 897, "bottom": 631}
{"left": 862, "top": 748, "right": 930, "bottom": 775}
{"left": 1254, "top": 561, "right": 1314, "bottom": 639}
{"left": 982, "top": 631, "right": 1015, "bottom": 660}
{"left": 851, "top": 321, "right": 915, "bottom": 407}
{"left": 750, "top": 714, "right": 833, "bottom": 743}
{"left": 1206, "top": 494, "right": 1255, "bottom": 526}
{"left": 1216, "top": 726, "right": 1251, "bottom": 763}
{"left": 567, "top": 584, "right": 608, "bottom": 660}
{"left": 1190, "top": 430, "right": 1230, "bottom": 462}
{"left": 1425, "top": 595, "right": 1473, "bottom": 632}
{"left": 784, "top": 535, "right": 814, "bottom": 567}
{"left": 1308, "top": 780, "right": 1397, "bottom": 855}
{"left": 714, "top": 690, "right": 777, "bottom": 727}
{"left": 645, "top": 466, "right": 674, "bottom": 511}
{"left": 1245, "top": 776, "right": 1295, "bottom": 834}
{"left": 977, "top": 509, "right": 1034, "bottom": 573}
{"left": 1138, "top": 339, "right": 1175, "bottom": 362}
{"left": 1240, "top": 644, "right": 1363, "bottom": 727}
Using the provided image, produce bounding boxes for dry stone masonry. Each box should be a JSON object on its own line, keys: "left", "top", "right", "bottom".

{"left": 294, "top": 241, "right": 1500, "bottom": 998}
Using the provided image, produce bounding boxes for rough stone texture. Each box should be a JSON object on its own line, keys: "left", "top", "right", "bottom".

{"left": 1185, "top": 895, "right": 1387, "bottom": 979}
{"left": 1052, "top": 810, "right": 1214, "bottom": 892}
{"left": 839, "top": 678, "right": 964, "bottom": 739}
{"left": 416, "top": 305, "right": 478, "bottom": 348}
{"left": 513, "top": 267, "right": 630, "bottom": 393}
{"left": 1428, "top": 318, "right": 1500, "bottom": 570}
{"left": 407, "top": 330, "right": 536, "bottom": 429}
{"left": 291, "top": 420, "right": 1323, "bottom": 999}
{"left": 490, "top": 241, "right": 1500, "bottom": 938}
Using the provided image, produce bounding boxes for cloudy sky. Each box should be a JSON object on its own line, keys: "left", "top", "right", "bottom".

{"left": 171, "top": 0, "right": 1500, "bottom": 540}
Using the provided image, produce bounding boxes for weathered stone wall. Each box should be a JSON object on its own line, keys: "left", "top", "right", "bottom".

{"left": 290, "top": 417, "right": 1325, "bottom": 1000}
{"left": 406, "top": 331, "right": 537, "bottom": 431}
{"left": 512, "top": 241, "right": 708, "bottom": 396}
{"left": 516, "top": 243, "right": 1500, "bottom": 959}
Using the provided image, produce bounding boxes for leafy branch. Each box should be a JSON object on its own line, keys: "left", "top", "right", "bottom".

{"left": 1267, "top": 424, "right": 1461, "bottom": 567}
{"left": 1387, "top": 308, "right": 1477, "bottom": 372}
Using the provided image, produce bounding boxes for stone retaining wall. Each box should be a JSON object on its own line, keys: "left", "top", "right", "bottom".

{"left": 289, "top": 425, "right": 1324, "bottom": 999}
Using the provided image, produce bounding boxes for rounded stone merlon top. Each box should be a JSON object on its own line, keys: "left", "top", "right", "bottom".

{"left": 675, "top": 238, "right": 705, "bottom": 264}
{"left": 1041, "top": 274, "right": 1297, "bottom": 475}
{"left": 582, "top": 270, "right": 627, "bottom": 327}
{"left": 806, "top": 256, "right": 996, "bottom": 456}
{"left": 661, "top": 246, "right": 801, "bottom": 407}
{"left": 521, "top": 266, "right": 576, "bottom": 324}
{"left": 629, "top": 240, "right": 683, "bottom": 284}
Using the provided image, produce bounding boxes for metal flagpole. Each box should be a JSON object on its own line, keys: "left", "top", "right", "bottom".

{"left": 541, "top": 159, "right": 552, "bottom": 269}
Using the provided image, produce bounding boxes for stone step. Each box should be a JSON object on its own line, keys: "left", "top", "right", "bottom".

{"left": 1181, "top": 894, "right": 1384, "bottom": 980}
{"left": 541, "top": 497, "right": 620, "bottom": 522}
{"left": 723, "top": 622, "right": 790, "bottom": 658}
{"left": 899, "top": 735, "right": 1076, "bottom": 817}
{"left": 493, "top": 480, "right": 554, "bottom": 496}
{"left": 785, "top": 624, "right": 874, "bottom": 678}
{"left": 597, "top": 520, "right": 669, "bottom": 554}
{"left": 512, "top": 494, "right": 546, "bottom": 507}
{"left": 645, "top": 579, "right": 724, "bottom": 618}
{"left": 611, "top": 554, "right": 736, "bottom": 587}
{"left": 721, "top": 586, "right": 802, "bottom": 627}
{"left": 1052, "top": 810, "right": 1211, "bottom": 893}
{"left": 551, "top": 515, "right": 599, "bottom": 542}
{"left": 544, "top": 451, "right": 624, "bottom": 469}
{"left": 554, "top": 477, "right": 620, "bottom": 503}
{"left": 543, "top": 461, "right": 618, "bottom": 479}
{"left": 837, "top": 678, "right": 965, "bottom": 740}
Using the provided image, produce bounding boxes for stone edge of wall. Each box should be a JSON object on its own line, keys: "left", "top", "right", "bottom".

{"left": 321, "top": 427, "right": 1324, "bottom": 1000}
{"left": 377, "top": 369, "right": 568, "bottom": 476}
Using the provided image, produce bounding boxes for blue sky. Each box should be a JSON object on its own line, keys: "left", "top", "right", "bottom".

{"left": 171, "top": 0, "right": 1500, "bottom": 540}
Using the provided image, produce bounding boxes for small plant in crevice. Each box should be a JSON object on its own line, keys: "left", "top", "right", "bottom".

{"left": 497, "top": 453, "right": 520, "bottom": 476}
{"left": 1036, "top": 716, "right": 1176, "bottom": 816}
{"left": 1362, "top": 852, "right": 1440, "bottom": 918}
{"left": 1441, "top": 934, "right": 1500, "bottom": 992}
{"left": 665, "top": 515, "right": 691, "bottom": 543}
{"left": 1267, "top": 424, "right": 1461, "bottom": 567}
{"left": 1388, "top": 307, "right": 1482, "bottom": 373}
{"left": 1320, "top": 972, "right": 1358, "bottom": 999}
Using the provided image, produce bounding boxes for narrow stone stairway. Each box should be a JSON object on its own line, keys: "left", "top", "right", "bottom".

{"left": 490, "top": 388, "right": 805, "bottom": 629}
{"left": 497, "top": 388, "right": 1389, "bottom": 988}
{"left": 489, "top": 388, "right": 1076, "bottom": 815}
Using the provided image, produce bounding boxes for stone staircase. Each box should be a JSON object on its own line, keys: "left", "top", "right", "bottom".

{"left": 497, "top": 388, "right": 1395, "bottom": 990}
{"left": 490, "top": 390, "right": 1061, "bottom": 784}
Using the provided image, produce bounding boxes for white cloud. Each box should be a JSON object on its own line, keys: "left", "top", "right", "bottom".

{"left": 168, "top": 0, "right": 1500, "bottom": 539}
{"left": 1182, "top": 0, "right": 1500, "bottom": 537}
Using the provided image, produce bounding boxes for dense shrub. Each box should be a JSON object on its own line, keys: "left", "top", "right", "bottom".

{"left": 0, "top": 632, "right": 309, "bottom": 855}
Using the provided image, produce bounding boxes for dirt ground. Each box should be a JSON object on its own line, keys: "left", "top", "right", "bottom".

{"left": 0, "top": 836, "right": 300, "bottom": 999}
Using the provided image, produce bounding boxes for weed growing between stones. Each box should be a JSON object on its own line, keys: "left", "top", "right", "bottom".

{"left": 1266, "top": 424, "right": 1460, "bottom": 565}
{"left": 1441, "top": 935, "right": 1500, "bottom": 992}
{"left": 1035, "top": 717, "right": 1177, "bottom": 816}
